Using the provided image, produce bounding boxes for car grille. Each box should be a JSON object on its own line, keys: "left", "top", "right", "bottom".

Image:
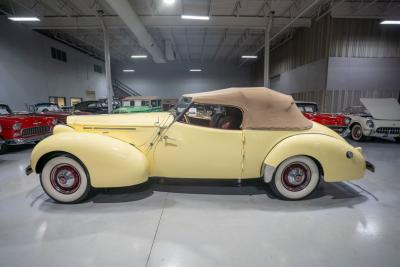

{"left": 376, "top": 127, "right": 400, "bottom": 135}
{"left": 21, "top": 126, "right": 51, "bottom": 137}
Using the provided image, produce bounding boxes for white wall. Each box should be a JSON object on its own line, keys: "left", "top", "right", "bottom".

{"left": 0, "top": 17, "right": 107, "bottom": 110}
{"left": 113, "top": 62, "right": 254, "bottom": 98}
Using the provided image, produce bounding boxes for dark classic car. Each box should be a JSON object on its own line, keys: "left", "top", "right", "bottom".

{"left": 296, "top": 101, "right": 351, "bottom": 134}
{"left": 28, "top": 103, "right": 89, "bottom": 124}
{"left": 73, "top": 101, "right": 108, "bottom": 114}
{"left": 0, "top": 104, "right": 57, "bottom": 154}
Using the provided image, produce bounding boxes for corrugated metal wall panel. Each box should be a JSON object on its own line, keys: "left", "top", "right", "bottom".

{"left": 269, "top": 16, "right": 331, "bottom": 77}
{"left": 329, "top": 19, "right": 400, "bottom": 58}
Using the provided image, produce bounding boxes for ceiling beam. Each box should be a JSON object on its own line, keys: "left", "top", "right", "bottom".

{"left": 105, "top": 0, "right": 166, "bottom": 63}
{"left": 25, "top": 15, "right": 311, "bottom": 30}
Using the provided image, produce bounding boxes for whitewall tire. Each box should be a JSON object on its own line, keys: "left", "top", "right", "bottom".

{"left": 271, "top": 156, "right": 320, "bottom": 200}
{"left": 351, "top": 124, "right": 365, "bottom": 141}
{"left": 40, "top": 155, "right": 91, "bottom": 203}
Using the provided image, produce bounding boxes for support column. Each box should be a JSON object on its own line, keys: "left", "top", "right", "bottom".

{"left": 264, "top": 14, "right": 273, "bottom": 88}
{"left": 100, "top": 17, "right": 113, "bottom": 114}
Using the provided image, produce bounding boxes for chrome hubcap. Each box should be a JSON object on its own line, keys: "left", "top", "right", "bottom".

{"left": 353, "top": 126, "right": 362, "bottom": 139}
{"left": 50, "top": 164, "right": 81, "bottom": 194}
{"left": 281, "top": 162, "right": 311, "bottom": 192}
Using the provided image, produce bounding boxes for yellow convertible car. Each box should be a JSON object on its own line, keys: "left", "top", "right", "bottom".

{"left": 26, "top": 87, "right": 374, "bottom": 203}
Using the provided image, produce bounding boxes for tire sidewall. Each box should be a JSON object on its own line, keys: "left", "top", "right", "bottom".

{"left": 272, "top": 156, "right": 320, "bottom": 200}
{"left": 41, "top": 155, "right": 91, "bottom": 203}
{"left": 351, "top": 124, "right": 363, "bottom": 141}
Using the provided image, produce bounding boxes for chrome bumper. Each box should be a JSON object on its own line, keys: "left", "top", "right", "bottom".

{"left": 5, "top": 134, "right": 51, "bottom": 145}
{"left": 366, "top": 161, "right": 375, "bottom": 173}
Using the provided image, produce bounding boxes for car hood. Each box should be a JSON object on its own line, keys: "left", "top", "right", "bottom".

{"left": 0, "top": 114, "right": 54, "bottom": 123}
{"left": 360, "top": 98, "right": 400, "bottom": 120}
{"left": 67, "top": 112, "right": 174, "bottom": 128}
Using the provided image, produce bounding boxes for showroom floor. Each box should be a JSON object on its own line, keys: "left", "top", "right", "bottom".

{"left": 0, "top": 139, "right": 399, "bottom": 267}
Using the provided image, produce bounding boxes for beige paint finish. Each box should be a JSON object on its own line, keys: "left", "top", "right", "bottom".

{"left": 31, "top": 112, "right": 367, "bottom": 188}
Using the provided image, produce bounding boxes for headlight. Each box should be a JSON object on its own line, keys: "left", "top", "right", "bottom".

{"left": 52, "top": 119, "right": 58, "bottom": 125}
{"left": 344, "top": 117, "right": 351, "bottom": 125}
{"left": 366, "top": 119, "right": 374, "bottom": 128}
{"left": 12, "top": 122, "right": 22, "bottom": 131}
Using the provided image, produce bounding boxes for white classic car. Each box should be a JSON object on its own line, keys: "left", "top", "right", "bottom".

{"left": 345, "top": 98, "right": 400, "bottom": 142}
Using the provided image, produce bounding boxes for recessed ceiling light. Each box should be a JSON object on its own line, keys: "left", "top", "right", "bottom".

{"left": 123, "top": 69, "right": 135, "bottom": 72}
{"left": 8, "top": 16, "right": 40, "bottom": 22}
{"left": 380, "top": 20, "right": 400, "bottom": 25}
{"left": 190, "top": 69, "right": 202, "bottom": 72}
{"left": 163, "top": 0, "right": 175, "bottom": 4}
{"left": 241, "top": 55, "right": 258, "bottom": 59}
{"left": 131, "top": 55, "right": 148, "bottom": 58}
{"left": 181, "top": 15, "right": 210, "bottom": 21}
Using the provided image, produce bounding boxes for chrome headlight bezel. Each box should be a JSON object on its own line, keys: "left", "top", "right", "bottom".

{"left": 344, "top": 117, "right": 351, "bottom": 125}
{"left": 12, "top": 122, "right": 22, "bottom": 131}
{"left": 52, "top": 119, "right": 58, "bottom": 125}
{"left": 366, "top": 119, "right": 374, "bottom": 128}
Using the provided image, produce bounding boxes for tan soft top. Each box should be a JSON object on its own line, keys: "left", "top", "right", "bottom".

{"left": 184, "top": 87, "right": 312, "bottom": 130}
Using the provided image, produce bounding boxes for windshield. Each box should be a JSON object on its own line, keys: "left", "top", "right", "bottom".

{"left": 174, "top": 96, "right": 192, "bottom": 117}
{"left": 36, "top": 103, "right": 62, "bottom": 112}
{"left": 296, "top": 103, "right": 318, "bottom": 113}
{"left": 0, "top": 105, "right": 12, "bottom": 115}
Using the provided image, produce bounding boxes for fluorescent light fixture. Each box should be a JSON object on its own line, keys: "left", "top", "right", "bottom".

{"left": 123, "top": 69, "right": 135, "bottom": 72}
{"left": 163, "top": 0, "right": 175, "bottom": 4}
{"left": 189, "top": 69, "right": 202, "bottom": 72}
{"left": 131, "top": 55, "right": 148, "bottom": 58}
{"left": 241, "top": 55, "right": 258, "bottom": 59}
{"left": 181, "top": 15, "right": 210, "bottom": 21}
{"left": 8, "top": 16, "right": 40, "bottom": 22}
{"left": 380, "top": 20, "right": 400, "bottom": 25}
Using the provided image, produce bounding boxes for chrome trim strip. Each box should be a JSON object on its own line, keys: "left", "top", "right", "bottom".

{"left": 82, "top": 127, "right": 136, "bottom": 130}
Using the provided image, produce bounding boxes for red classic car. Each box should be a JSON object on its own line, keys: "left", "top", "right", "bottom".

{"left": 28, "top": 103, "right": 89, "bottom": 124}
{"left": 0, "top": 104, "right": 57, "bottom": 154}
{"left": 295, "top": 101, "right": 351, "bottom": 134}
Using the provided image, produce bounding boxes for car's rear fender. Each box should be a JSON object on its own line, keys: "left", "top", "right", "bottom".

{"left": 31, "top": 131, "right": 149, "bottom": 188}
{"left": 262, "top": 134, "right": 366, "bottom": 182}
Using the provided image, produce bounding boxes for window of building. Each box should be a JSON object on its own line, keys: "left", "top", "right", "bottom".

{"left": 51, "top": 47, "right": 67, "bottom": 62}
{"left": 70, "top": 97, "right": 82, "bottom": 106}
{"left": 49, "top": 96, "right": 66, "bottom": 107}
{"left": 94, "top": 64, "right": 102, "bottom": 73}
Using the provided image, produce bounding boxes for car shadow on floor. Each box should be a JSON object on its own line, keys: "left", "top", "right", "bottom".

{"left": 89, "top": 178, "right": 369, "bottom": 208}
{"left": 34, "top": 178, "right": 369, "bottom": 213}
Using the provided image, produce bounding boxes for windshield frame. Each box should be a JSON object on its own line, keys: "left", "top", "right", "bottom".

{"left": 0, "top": 104, "right": 12, "bottom": 115}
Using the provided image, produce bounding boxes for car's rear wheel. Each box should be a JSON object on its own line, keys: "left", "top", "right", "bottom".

{"left": 40, "top": 155, "right": 91, "bottom": 203}
{"left": 351, "top": 124, "right": 365, "bottom": 141}
{"left": 270, "top": 156, "right": 320, "bottom": 200}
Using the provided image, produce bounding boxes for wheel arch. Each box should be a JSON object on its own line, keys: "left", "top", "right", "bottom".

{"left": 31, "top": 132, "right": 150, "bottom": 188}
{"left": 262, "top": 134, "right": 365, "bottom": 182}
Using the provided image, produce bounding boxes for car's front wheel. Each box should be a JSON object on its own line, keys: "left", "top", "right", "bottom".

{"left": 351, "top": 124, "right": 365, "bottom": 141}
{"left": 40, "top": 155, "right": 91, "bottom": 203}
{"left": 270, "top": 156, "right": 320, "bottom": 200}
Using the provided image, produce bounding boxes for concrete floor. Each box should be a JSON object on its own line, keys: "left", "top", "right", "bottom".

{"left": 0, "top": 139, "right": 399, "bottom": 267}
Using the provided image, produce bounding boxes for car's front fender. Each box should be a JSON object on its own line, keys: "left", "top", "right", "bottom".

{"left": 263, "top": 134, "right": 366, "bottom": 182}
{"left": 31, "top": 131, "right": 149, "bottom": 188}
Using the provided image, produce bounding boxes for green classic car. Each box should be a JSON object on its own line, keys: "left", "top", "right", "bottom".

{"left": 113, "top": 96, "right": 162, "bottom": 114}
